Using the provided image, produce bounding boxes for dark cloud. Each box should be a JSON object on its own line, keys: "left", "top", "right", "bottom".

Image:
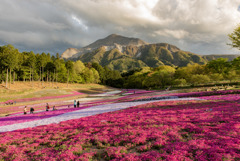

{"left": 0, "top": 0, "right": 239, "bottom": 55}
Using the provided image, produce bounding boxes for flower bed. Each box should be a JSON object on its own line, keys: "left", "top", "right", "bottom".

{"left": 0, "top": 94, "right": 239, "bottom": 160}
{"left": 0, "top": 93, "right": 116, "bottom": 116}
{"left": 121, "top": 89, "right": 240, "bottom": 102}
{"left": 0, "top": 106, "right": 91, "bottom": 126}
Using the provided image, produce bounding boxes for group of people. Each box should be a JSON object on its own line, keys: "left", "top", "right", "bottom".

{"left": 23, "top": 100, "right": 79, "bottom": 115}
{"left": 46, "top": 103, "right": 56, "bottom": 111}
{"left": 23, "top": 103, "right": 56, "bottom": 114}
{"left": 23, "top": 106, "right": 35, "bottom": 115}
{"left": 73, "top": 100, "right": 80, "bottom": 108}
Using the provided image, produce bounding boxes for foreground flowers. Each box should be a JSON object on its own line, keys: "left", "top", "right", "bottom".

{"left": 0, "top": 92, "right": 240, "bottom": 160}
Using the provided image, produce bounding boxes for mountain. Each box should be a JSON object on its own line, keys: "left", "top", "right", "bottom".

{"left": 62, "top": 34, "right": 238, "bottom": 72}
{"left": 74, "top": 41, "right": 207, "bottom": 72}
{"left": 61, "top": 34, "right": 147, "bottom": 59}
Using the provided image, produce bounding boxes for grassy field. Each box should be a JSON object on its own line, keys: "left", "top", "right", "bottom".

{"left": 0, "top": 81, "right": 112, "bottom": 101}
{"left": 0, "top": 81, "right": 115, "bottom": 116}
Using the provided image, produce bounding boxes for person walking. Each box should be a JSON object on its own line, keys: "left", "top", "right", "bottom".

{"left": 46, "top": 103, "right": 50, "bottom": 111}
{"left": 24, "top": 106, "right": 27, "bottom": 115}
{"left": 77, "top": 101, "right": 80, "bottom": 107}
{"left": 74, "top": 100, "right": 77, "bottom": 108}
{"left": 53, "top": 105, "right": 56, "bottom": 111}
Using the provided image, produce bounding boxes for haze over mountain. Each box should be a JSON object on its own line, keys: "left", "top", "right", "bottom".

{"left": 61, "top": 34, "right": 239, "bottom": 72}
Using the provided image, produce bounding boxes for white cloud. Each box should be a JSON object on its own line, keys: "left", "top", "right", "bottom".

{"left": 0, "top": 0, "right": 239, "bottom": 54}
{"left": 71, "top": 15, "right": 88, "bottom": 31}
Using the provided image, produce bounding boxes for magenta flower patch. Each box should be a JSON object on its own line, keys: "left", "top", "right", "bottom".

{"left": 0, "top": 90, "right": 239, "bottom": 160}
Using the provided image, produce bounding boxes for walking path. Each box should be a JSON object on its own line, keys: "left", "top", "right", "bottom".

{"left": 0, "top": 97, "right": 201, "bottom": 133}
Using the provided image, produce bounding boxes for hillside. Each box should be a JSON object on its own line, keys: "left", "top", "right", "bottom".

{"left": 76, "top": 42, "right": 207, "bottom": 71}
{"left": 203, "top": 54, "right": 240, "bottom": 61}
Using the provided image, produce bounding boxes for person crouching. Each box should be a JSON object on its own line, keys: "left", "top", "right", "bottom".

{"left": 30, "top": 107, "right": 34, "bottom": 114}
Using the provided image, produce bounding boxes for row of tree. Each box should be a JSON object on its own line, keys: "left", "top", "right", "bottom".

{"left": 121, "top": 57, "right": 240, "bottom": 89}
{"left": 0, "top": 45, "right": 122, "bottom": 89}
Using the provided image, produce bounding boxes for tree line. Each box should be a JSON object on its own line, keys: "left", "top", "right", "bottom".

{"left": 0, "top": 44, "right": 122, "bottom": 89}
{"left": 122, "top": 57, "right": 240, "bottom": 89}
{"left": 1, "top": 44, "right": 240, "bottom": 90}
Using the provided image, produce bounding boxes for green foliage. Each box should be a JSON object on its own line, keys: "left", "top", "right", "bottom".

{"left": 123, "top": 69, "right": 148, "bottom": 88}
{"left": 206, "top": 58, "right": 230, "bottom": 74}
{"left": 0, "top": 44, "right": 120, "bottom": 86}
{"left": 108, "top": 58, "right": 147, "bottom": 72}
{"left": 173, "top": 79, "right": 187, "bottom": 86}
{"left": 189, "top": 74, "right": 210, "bottom": 85}
{"left": 209, "top": 73, "right": 223, "bottom": 82}
{"left": 143, "top": 66, "right": 175, "bottom": 88}
{"left": 2, "top": 44, "right": 240, "bottom": 89}
{"left": 231, "top": 56, "right": 240, "bottom": 70}
{"left": 74, "top": 60, "right": 85, "bottom": 74}
{"left": 65, "top": 60, "right": 74, "bottom": 71}
{"left": 0, "top": 44, "right": 19, "bottom": 69}
{"left": 224, "top": 71, "right": 238, "bottom": 82}
{"left": 228, "top": 24, "right": 240, "bottom": 50}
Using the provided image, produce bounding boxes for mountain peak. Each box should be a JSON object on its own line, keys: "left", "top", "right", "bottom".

{"left": 107, "top": 34, "right": 119, "bottom": 38}
{"left": 85, "top": 34, "right": 148, "bottom": 49}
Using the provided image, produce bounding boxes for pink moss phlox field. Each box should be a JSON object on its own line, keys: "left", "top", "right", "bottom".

{"left": 1, "top": 99, "right": 116, "bottom": 124}
{"left": 0, "top": 101, "right": 71, "bottom": 115}
{"left": 0, "top": 93, "right": 240, "bottom": 160}
{"left": 0, "top": 106, "right": 90, "bottom": 126}
{"left": 175, "top": 90, "right": 240, "bottom": 98}
{"left": 121, "top": 89, "right": 240, "bottom": 102}
{"left": 1, "top": 94, "right": 115, "bottom": 116}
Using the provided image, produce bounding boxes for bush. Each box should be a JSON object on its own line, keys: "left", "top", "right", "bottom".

{"left": 189, "top": 74, "right": 210, "bottom": 85}
{"left": 173, "top": 79, "right": 187, "bottom": 86}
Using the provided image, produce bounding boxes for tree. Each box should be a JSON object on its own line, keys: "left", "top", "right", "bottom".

{"left": 45, "top": 62, "right": 56, "bottom": 84}
{"left": 189, "top": 74, "right": 210, "bottom": 85}
{"left": 37, "top": 53, "right": 48, "bottom": 86}
{"left": 209, "top": 73, "right": 223, "bottom": 83}
{"left": 206, "top": 58, "right": 230, "bottom": 75}
{"left": 231, "top": 56, "right": 240, "bottom": 70}
{"left": 143, "top": 66, "right": 175, "bottom": 88}
{"left": 65, "top": 60, "right": 73, "bottom": 87}
{"left": 92, "top": 62, "right": 106, "bottom": 84}
{"left": 53, "top": 56, "right": 62, "bottom": 83}
{"left": 173, "top": 79, "right": 187, "bottom": 86}
{"left": 26, "top": 51, "right": 36, "bottom": 85}
{"left": 0, "top": 45, "right": 19, "bottom": 88}
{"left": 228, "top": 24, "right": 240, "bottom": 50}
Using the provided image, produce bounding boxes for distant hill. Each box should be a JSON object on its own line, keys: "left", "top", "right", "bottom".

{"left": 203, "top": 54, "right": 240, "bottom": 61}
{"left": 61, "top": 48, "right": 80, "bottom": 59}
{"left": 61, "top": 34, "right": 239, "bottom": 72}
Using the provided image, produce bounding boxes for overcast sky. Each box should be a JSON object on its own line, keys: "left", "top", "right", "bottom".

{"left": 0, "top": 0, "right": 240, "bottom": 55}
